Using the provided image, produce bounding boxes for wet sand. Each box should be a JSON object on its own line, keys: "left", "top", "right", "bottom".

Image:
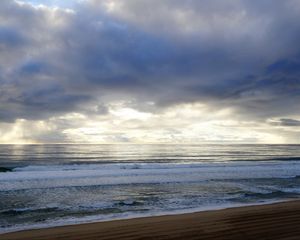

{"left": 1, "top": 200, "right": 300, "bottom": 240}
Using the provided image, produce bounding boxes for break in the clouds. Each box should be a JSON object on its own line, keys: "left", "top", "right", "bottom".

{"left": 0, "top": 0, "right": 300, "bottom": 143}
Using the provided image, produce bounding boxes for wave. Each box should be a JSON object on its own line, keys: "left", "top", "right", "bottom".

{"left": 1, "top": 161, "right": 300, "bottom": 191}
{"left": 243, "top": 190, "right": 300, "bottom": 199}
{"left": 0, "top": 207, "right": 60, "bottom": 216}
{"left": 265, "top": 157, "right": 300, "bottom": 161}
{"left": 0, "top": 200, "right": 143, "bottom": 218}
{"left": 9, "top": 160, "right": 300, "bottom": 172}
{"left": 0, "top": 167, "right": 12, "bottom": 172}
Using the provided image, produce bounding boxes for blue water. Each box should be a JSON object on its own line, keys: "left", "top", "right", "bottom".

{"left": 0, "top": 144, "right": 300, "bottom": 233}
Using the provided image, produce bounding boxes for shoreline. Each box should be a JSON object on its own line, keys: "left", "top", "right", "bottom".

{"left": 1, "top": 200, "right": 300, "bottom": 240}
{"left": 0, "top": 199, "right": 292, "bottom": 235}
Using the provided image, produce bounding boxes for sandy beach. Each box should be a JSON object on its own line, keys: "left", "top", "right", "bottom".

{"left": 1, "top": 200, "right": 300, "bottom": 240}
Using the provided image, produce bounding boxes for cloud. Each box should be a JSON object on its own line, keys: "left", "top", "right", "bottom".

{"left": 0, "top": 0, "right": 300, "bottom": 142}
{"left": 270, "top": 118, "right": 300, "bottom": 127}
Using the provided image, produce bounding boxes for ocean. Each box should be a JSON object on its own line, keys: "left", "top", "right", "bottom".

{"left": 0, "top": 144, "right": 300, "bottom": 233}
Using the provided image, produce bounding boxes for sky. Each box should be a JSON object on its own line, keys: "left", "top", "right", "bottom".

{"left": 0, "top": 0, "right": 300, "bottom": 144}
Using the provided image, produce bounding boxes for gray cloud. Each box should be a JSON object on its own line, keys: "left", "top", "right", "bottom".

{"left": 272, "top": 118, "right": 300, "bottom": 127}
{"left": 0, "top": 0, "right": 300, "bottom": 129}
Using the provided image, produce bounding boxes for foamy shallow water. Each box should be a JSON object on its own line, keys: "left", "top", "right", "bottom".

{"left": 1, "top": 144, "right": 300, "bottom": 233}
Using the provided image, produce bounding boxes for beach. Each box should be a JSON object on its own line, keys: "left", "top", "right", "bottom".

{"left": 1, "top": 200, "right": 300, "bottom": 240}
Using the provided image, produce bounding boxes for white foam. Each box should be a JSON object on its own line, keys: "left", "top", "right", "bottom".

{"left": 12, "top": 161, "right": 299, "bottom": 172}
{"left": 1, "top": 162, "right": 300, "bottom": 191}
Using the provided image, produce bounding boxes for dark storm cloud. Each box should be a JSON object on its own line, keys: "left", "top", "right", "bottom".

{"left": 267, "top": 58, "right": 300, "bottom": 74}
{"left": 277, "top": 119, "right": 300, "bottom": 127}
{"left": 183, "top": 56, "right": 300, "bottom": 119}
{"left": 0, "top": 0, "right": 300, "bottom": 123}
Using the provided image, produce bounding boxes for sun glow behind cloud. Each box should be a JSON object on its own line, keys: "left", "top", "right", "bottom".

{"left": 0, "top": 0, "right": 300, "bottom": 144}
{"left": 0, "top": 102, "right": 292, "bottom": 144}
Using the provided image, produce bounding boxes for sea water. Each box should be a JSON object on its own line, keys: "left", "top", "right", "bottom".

{"left": 0, "top": 144, "right": 300, "bottom": 233}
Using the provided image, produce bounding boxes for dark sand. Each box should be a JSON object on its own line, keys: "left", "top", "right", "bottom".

{"left": 1, "top": 201, "right": 300, "bottom": 240}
